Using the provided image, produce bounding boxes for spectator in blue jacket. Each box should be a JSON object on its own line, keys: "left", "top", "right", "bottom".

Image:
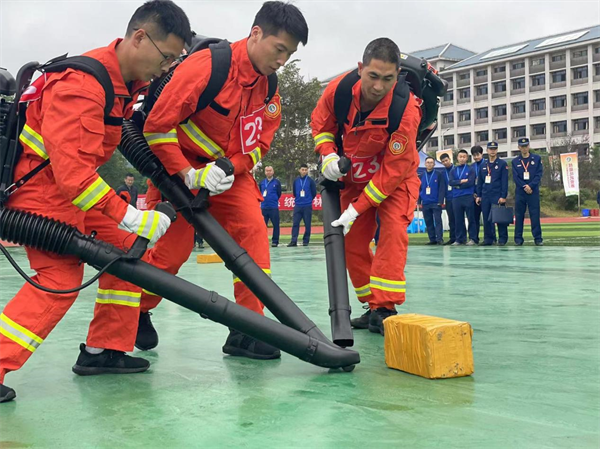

{"left": 470, "top": 146, "right": 485, "bottom": 244}
{"left": 512, "top": 137, "right": 543, "bottom": 246}
{"left": 449, "top": 149, "right": 477, "bottom": 245}
{"left": 288, "top": 164, "right": 317, "bottom": 247}
{"left": 418, "top": 157, "right": 446, "bottom": 245}
{"left": 259, "top": 165, "right": 282, "bottom": 247}
{"left": 439, "top": 153, "right": 456, "bottom": 245}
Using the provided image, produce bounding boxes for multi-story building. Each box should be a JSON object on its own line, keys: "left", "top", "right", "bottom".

{"left": 427, "top": 26, "right": 600, "bottom": 158}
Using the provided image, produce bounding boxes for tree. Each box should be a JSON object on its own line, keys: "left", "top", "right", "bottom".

{"left": 261, "top": 62, "right": 323, "bottom": 190}
{"left": 97, "top": 150, "right": 148, "bottom": 193}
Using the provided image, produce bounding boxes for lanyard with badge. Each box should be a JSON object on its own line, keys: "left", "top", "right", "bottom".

{"left": 522, "top": 158, "right": 531, "bottom": 180}
{"left": 262, "top": 179, "right": 272, "bottom": 197}
{"left": 485, "top": 162, "right": 492, "bottom": 184}
{"left": 446, "top": 169, "right": 452, "bottom": 191}
{"left": 299, "top": 177, "right": 307, "bottom": 197}
{"left": 458, "top": 165, "right": 468, "bottom": 183}
{"left": 425, "top": 171, "right": 434, "bottom": 195}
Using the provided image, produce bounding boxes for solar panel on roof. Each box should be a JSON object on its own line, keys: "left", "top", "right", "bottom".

{"left": 535, "top": 30, "right": 589, "bottom": 48}
{"left": 481, "top": 44, "right": 528, "bottom": 60}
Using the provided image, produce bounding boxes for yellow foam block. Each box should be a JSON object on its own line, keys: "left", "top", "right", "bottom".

{"left": 384, "top": 314, "right": 474, "bottom": 379}
{"left": 196, "top": 253, "right": 223, "bottom": 264}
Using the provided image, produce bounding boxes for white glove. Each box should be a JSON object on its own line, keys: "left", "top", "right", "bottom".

{"left": 331, "top": 203, "right": 359, "bottom": 235}
{"left": 118, "top": 204, "right": 171, "bottom": 244}
{"left": 321, "top": 153, "right": 344, "bottom": 181}
{"left": 185, "top": 162, "right": 234, "bottom": 195}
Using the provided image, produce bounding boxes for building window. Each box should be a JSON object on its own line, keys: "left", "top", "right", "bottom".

{"left": 512, "top": 61, "right": 525, "bottom": 70}
{"left": 531, "top": 98, "right": 546, "bottom": 111}
{"left": 459, "top": 88, "right": 471, "bottom": 99}
{"left": 442, "top": 113, "right": 454, "bottom": 125}
{"left": 476, "top": 85, "right": 488, "bottom": 96}
{"left": 595, "top": 117, "right": 600, "bottom": 129}
{"left": 573, "top": 66, "right": 588, "bottom": 79}
{"left": 494, "top": 128, "right": 507, "bottom": 140}
{"left": 443, "top": 91, "right": 454, "bottom": 102}
{"left": 595, "top": 47, "right": 600, "bottom": 54}
{"left": 595, "top": 65, "right": 600, "bottom": 76}
{"left": 493, "top": 105, "right": 507, "bottom": 117}
{"left": 573, "top": 92, "right": 589, "bottom": 105}
{"left": 476, "top": 107, "right": 488, "bottom": 119}
{"left": 572, "top": 49, "right": 588, "bottom": 58}
{"left": 531, "top": 58, "right": 545, "bottom": 66}
{"left": 512, "top": 102, "right": 526, "bottom": 114}
{"left": 459, "top": 110, "right": 471, "bottom": 122}
{"left": 476, "top": 69, "right": 487, "bottom": 77}
{"left": 512, "top": 126, "right": 527, "bottom": 138}
{"left": 532, "top": 123, "right": 546, "bottom": 136}
{"left": 552, "top": 121, "right": 567, "bottom": 133}
{"left": 552, "top": 96, "right": 567, "bottom": 108}
{"left": 444, "top": 135, "right": 455, "bottom": 147}
{"left": 573, "top": 118, "right": 589, "bottom": 131}
{"left": 512, "top": 78, "right": 525, "bottom": 90}
{"left": 531, "top": 74, "right": 545, "bottom": 86}
{"left": 459, "top": 133, "right": 471, "bottom": 145}
{"left": 595, "top": 90, "right": 600, "bottom": 103}
{"left": 551, "top": 54, "right": 565, "bottom": 62}
{"left": 493, "top": 65, "right": 506, "bottom": 73}
{"left": 459, "top": 72, "right": 470, "bottom": 80}
{"left": 429, "top": 137, "right": 438, "bottom": 147}
{"left": 493, "top": 81, "right": 506, "bottom": 93}
{"left": 476, "top": 131, "right": 489, "bottom": 142}
{"left": 552, "top": 70, "right": 567, "bottom": 83}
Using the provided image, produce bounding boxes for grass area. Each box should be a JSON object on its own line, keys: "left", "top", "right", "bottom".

{"left": 263, "top": 222, "right": 600, "bottom": 247}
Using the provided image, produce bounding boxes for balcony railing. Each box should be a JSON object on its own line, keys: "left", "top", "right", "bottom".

{"left": 550, "top": 81, "right": 567, "bottom": 89}
{"left": 549, "top": 60, "right": 566, "bottom": 70}
{"left": 474, "top": 94, "right": 487, "bottom": 102}
{"left": 492, "top": 91, "right": 506, "bottom": 98}
{"left": 457, "top": 78, "right": 470, "bottom": 88}
{"left": 530, "top": 84, "right": 545, "bottom": 92}
{"left": 572, "top": 103, "right": 589, "bottom": 112}
{"left": 457, "top": 97, "right": 470, "bottom": 104}
{"left": 474, "top": 117, "right": 488, "bottom": 125}
{"left": 511, "top": 88, "right": 526, "bottom": 96}
{"left": 458, "top": 120, "right": 471, "bottom": 127}
{"left": 573, "top": 128, "right": 589, "bottom": 135}
{"left": 510, "top": 68, "right": 525, "bottom": 78}
{"left": 529, "top": 64, "right": 545, "bottom": 74}
{"left": 474, "top": 75, "right": 488, "bottom": 85}
{"left": 531, "top": 133, "right": 546, "bottom": 140}
{"left": 530, "top": 109, "right": 546, "bottom": 117}
{"left": 492, "top": 115, "right": 507, "bottom": 122}
{"left": 512, "top": 112, "right": 526, "bottom": 120}
{"left": 572, "top": 77, "right": 588, "bottom": 86}
{"left": 550, "top": 106, "right": 567, "bottom": 114}
{"left": 571, "top": 56, "right": 589, "bottom": 67}
{"left": 551, "top": 131, "right": 567, "bottom": 138}
{"left": 492, "top": 71, "right": 506, "bottom": 81}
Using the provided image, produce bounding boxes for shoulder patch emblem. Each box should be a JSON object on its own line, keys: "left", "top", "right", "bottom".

{"left": 265, "top": 93, "right": 281, "bottom": 119}
{"left": 388, "top": 132, "right": 409, "bottom": 155}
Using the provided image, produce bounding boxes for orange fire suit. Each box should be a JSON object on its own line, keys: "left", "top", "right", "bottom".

{"left": 0, "top": 39, "right": 147, "bottom": 383}
{"left": 141, "top": 38, "right": 282, "bottom": 315}
{"left": 311, "top": 72, "right": 422, "bottom": 310}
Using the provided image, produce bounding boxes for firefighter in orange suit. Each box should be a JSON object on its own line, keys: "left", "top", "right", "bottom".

{"left": 311, "top": 38, "right": 421, "bottom": 336}
{"left": 137, "top": 1, "right": 309, "bottom": 360}
{"left": 0, "top": 0, "right": 192, "bottom": 403}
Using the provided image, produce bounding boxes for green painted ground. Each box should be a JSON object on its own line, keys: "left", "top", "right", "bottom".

{"left": 1, "top": 243, "right": 599, "bottom": 449}
{"left": 274, "top": 221, "right": 600, "bottom": 247}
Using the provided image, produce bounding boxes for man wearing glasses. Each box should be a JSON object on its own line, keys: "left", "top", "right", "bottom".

{"left": 0, "top": 0, "right": 192, "bottom": 403}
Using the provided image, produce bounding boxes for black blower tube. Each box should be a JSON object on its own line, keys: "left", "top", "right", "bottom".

{"left": 119, "top": 120, "right": 331, "bottom": 344}
{"left": 0, "top": 207, "right": 360, "bottom": 370}
{"left": 318, "top": 156, "right": 353, "bottom": 347}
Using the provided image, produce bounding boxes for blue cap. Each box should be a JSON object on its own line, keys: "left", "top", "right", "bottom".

{"left": 518, "top": 137, "right": 530, "bottom": 146}
{"left": 487, "top": 141, "right": 499, "bottom": 149}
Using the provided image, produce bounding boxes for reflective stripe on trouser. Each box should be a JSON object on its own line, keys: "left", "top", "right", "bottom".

{"left": 0, "top": 201, "right": 143, "bottom": 382}
{"left": 140, "top": 173, "right": 269, "bottom": 315}
{"left": 341, "top": 177, "right": 419, "bottom": 309}
{"left": 0, "top": 313, "right": 44, "bottom": 353}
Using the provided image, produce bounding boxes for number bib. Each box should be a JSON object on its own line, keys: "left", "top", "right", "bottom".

{"left": 240, "top": 106, "right": 265, "bottom": 154}
{"left": 350, "top": 154, "right": 382, "bottom": 183}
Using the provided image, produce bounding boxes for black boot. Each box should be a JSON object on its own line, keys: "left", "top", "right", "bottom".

{"left": 0, "top": 383, "right": 16, "bottom": 403}
{"left": 350, "top": 308, "right": 371, "bottom": 329}
{"left": 72, "top": 343, "right": 150, "bottom": 376}
{"left": 368, "top": 307, "right": 398, "bottom": 335}
{"left": 222, "top": 330, "right": 281, "bottom": 360}
{"left": 135, "top": 311, "right": 159, "bottom": 351}
{"left": 287, "top": 242, "right": 297, "bottom": 247}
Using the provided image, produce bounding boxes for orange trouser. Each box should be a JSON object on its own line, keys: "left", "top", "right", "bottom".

{"left": 140, "top": 172, "right": 269, "bottom": 315}
{"left": 0, "top": 159, "right": 141, "bottom": 383}
{"left": 341, "top": 176, "right": 420, "bottom": 310}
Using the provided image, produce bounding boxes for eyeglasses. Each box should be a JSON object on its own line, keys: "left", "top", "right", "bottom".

{"left": 136, "top": 28, "right": 176, "bottom": 67}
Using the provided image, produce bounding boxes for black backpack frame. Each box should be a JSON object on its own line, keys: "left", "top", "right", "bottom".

{"left": 0, "top": 55, "right": 118, "bottom": 206}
